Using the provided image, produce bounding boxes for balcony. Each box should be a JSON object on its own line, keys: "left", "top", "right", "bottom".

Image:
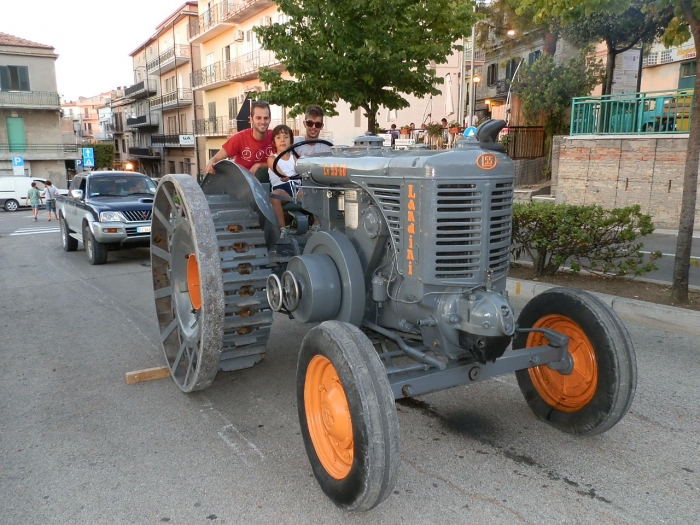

{"left": 188, "top": 0, "right": 275, "bottom": 44}
{"left": 151, "top": 134, "right": 196, "bottom": 147}
{"left": 128, "top": 147, "right": 161, "bottom": 159}
{"left": 148, "top": 89, "right": 193, "bottom": 110}
{"left": 194, "top": 116, "right": 233, "bottom": 137}
{"left": 124, "top": 78, "right": 159, "bottom": 99}
{"left": 93, "top": 131, "right": 114, "bottom": 141}
{"left": 0, "top": 90, "right": 60, "bottom": 109}
{"left": 127, "top": 113, "right": 160, "bottom": 128}
{"left": 464, "top": 47, "right": 486, "bottom": 69}
{"left": 0, "top": 143, "right": 81, "bottom": 161}
{"left": 146, "top": 45, "right": 191, "bottom": 75}
{"left": 192, "top": 50, "right": 282, "bottom": 90}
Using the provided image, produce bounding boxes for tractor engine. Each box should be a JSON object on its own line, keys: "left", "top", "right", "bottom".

{"left": 274, "top": 134, "right": 516, "bottom": 364}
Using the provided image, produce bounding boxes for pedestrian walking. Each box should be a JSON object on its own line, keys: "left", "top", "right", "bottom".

{"left": 25, "top": 182, "right": 42, "bottom": 221}
{"left": 42, "top": 180, "right": 60, "bottom": 221}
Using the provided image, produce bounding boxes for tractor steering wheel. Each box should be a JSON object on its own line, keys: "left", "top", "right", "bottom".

{"left": 271, "top": 139, "right": 334, "bottom": 180}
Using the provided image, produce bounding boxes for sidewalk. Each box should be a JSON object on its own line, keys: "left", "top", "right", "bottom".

{"left": 507, "top": 278, "right": 700, "bottom": 337}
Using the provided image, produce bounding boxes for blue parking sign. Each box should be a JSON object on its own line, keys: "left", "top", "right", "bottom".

{"left": 12, "top": 155, "right": 24, "bottom": 175}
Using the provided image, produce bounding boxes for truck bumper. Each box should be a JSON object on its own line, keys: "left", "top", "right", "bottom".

{"left": 90, "top": 220, "right": 151, "bottom": 244}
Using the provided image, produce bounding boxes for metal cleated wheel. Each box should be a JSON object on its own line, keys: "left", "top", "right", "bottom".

{"left": 514, "top": 287, "right": 637, "bottom": 436}
{"left": 150, "top": 174, "right": 273, "bottom": 393}
{"left": 297, "top": 321, "right": 400, "bottom": 511}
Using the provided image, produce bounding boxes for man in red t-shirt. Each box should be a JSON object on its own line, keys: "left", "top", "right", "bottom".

{"left": 205, "top": 101, "right": 274, "bottom": 175}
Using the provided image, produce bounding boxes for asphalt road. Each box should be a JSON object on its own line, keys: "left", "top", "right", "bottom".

{"left": 1, "top": 210, "right": 699, "bottom": 524}
{"left": 640, "top": 231, "right": 700, "bottom": 287}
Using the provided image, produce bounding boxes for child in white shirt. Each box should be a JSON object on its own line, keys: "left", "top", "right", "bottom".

{"left": 267, "top": 124, "right": 301, "bottom": 230}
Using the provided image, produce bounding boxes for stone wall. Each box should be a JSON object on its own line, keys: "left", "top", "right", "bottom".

{"left": 551, "top": 135, "right": 699, "bottom": 229}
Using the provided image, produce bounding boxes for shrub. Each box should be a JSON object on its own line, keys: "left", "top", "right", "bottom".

{"left": 511, "top": 202, "right": 661, "bottom": 278}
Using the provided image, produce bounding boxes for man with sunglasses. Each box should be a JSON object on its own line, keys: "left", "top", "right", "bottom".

{"left": 294, "top": 105, "right": 333, "bottom": 157}
{"left": 204, "top": 100, "right": 274, "bottom": 176}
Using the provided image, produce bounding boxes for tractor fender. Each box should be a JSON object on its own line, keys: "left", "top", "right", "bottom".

{"left": 200, "top": 160, "right": 280, "bottom": 249}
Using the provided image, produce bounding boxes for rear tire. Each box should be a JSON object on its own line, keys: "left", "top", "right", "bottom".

{"left": 514, "top": 287, "right": 637, "bottom": 436}
{"left": 4, "top": 199, "right": 19, "bottom": 212}
{"left": 297, "top": 321, "right": 400, "bottom": 511}
{"left": 61, "top": 218, "right": 78, "bottom": 252}
{"left": 84, "top": 224, "right": 108, "bottom": 265}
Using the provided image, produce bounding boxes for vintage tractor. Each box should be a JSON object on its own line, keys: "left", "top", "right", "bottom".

{"left": 149, "top": 121, "right": 637, "bottom": 511}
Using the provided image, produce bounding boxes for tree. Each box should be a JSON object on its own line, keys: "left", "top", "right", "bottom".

{"left": 484, "top": 0, "right": 561, "bottom": 56}
{"left": 520, "top": 0, "right": 698, "bottom": 302}
{"left": 510, "top": 51, "right": 604, "bottom": 141}
{"left": 562, "top": 1, "right": 674, "bottom": 95}
{"left": 93, "top": 143, "right": 115, "bottom": 169}
{"left": 254, "top": 0, "right": 477, "bottom": 133}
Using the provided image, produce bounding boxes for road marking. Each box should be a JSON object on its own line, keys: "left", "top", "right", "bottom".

{"left": 641, "top": 250, "right": 700, "bottom": 260}
{"left": 10, "top": 227, "right": 60, "bottom": 236}
{"left": 200, "top": 397, "right": 264, "bottom": 463}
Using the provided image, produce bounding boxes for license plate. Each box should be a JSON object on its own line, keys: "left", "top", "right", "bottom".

{"left": 137, "top": 226, "right": 151, "bottom": 234}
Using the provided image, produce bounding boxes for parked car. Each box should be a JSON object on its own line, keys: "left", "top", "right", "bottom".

{"left": 0, "top": 176, "right": 68, "bottom": 211}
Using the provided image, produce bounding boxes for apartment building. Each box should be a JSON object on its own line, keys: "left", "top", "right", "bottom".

{"left": 61, "top": 93, "right": 113, "bottom": 144}
{"left": 109, "top": 2, "right": 201, "bottom": 177}
{"left": 641, "top": 38, "right": 697, "bottom": 92}
{"left": 0, "top": 33, "right": 79, "bottom": 183}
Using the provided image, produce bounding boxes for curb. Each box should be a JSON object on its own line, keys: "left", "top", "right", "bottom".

{"left": 506, "top": 278, "right": 700, "bottom": 337}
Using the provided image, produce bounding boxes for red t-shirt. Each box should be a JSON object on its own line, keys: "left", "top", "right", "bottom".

{"left": 222, "top": 128, "right": 274, "bottom": 171}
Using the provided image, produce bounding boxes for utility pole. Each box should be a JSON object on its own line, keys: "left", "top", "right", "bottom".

{"left": 468, "top": 23, "right": 476, "bottom": 127}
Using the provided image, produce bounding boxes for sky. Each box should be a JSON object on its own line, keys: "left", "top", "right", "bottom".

{"left": 2, "top": 0, "right": 188, "bottom": 101}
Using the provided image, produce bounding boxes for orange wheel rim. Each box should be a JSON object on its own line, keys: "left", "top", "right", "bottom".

{"left": 186, "top": 254, "right": 202, "bottom": 311}
{"left": 526, "top": 315, "right": 598, "bottom": 412}
{"left": 304, "top": 355, "right": 353, "bottom": 479}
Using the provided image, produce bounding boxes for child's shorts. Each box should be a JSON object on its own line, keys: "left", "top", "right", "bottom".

{"left": 273, "top": 180, "right": 301, "bottom": 198}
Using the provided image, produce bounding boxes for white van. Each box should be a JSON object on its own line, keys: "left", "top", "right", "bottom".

{"left": 0, "top": 177, "right": 67, "bottom": 212}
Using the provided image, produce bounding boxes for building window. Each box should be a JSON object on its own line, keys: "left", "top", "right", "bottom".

{"left": 487, "top": 63, "right": 498, "bottom": 86}
{"left": 169, "top": 161, "right": 176, "bottom": 173}
{"left": 660, "top": 50, "right": 673, "bottom": 64}
{"left": 528, "top": 50, "right": 542, "bottom": 65}
{"left": 0, "top": 65, "right": 30, "bottom": 92}
{"left": 505, "top": 58, "right": 520, "bottom": 81}
{"left": 208, "top": 102, "right": 216, "bottom": 119}
{"left": 680, "top": 60, "right": 696, "bottom": 79}
{"left": 180, "top": 114, "right": 187, "bottom": 133}
{"left": 228, "top": 98, "right": 238, "bottom": 119}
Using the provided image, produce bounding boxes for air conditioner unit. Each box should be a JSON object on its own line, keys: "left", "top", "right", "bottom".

{"left": 234, "top": 30, "right": 244, "bottom": 42}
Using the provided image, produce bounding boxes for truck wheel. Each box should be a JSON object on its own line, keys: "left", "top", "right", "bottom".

{"left": 150, "top": 174, "right": 273, "bottom": 393}
{"left": 61, "top": 218, "right": 78, "bottom": 252}
{"left": 84, "top": 224, "right": 108, "bottom": 265}
{"left": 4, "top": 199, "right": 19, "bottom": 212}
{"left": 514, "top": 287, "right": 637, "bottom": 436}
{"left": 297, "top": 321, "right": 400, "bottom": 511}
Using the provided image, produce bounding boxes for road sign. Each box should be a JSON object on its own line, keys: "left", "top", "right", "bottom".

{"left": 75, "top": 159, "right": 83, "bottom": 168}
{"left": 12, "top": 156, "right": 24, "bottom": 176}
{"left": 82, "top": 147, "right": 94, "bottom": 168}
{"left": 465, "top": 126, "right": 477, "bottom": 137}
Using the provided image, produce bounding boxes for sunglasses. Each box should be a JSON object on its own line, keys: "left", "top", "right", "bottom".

{"left": 304, "top": 120, "right": 324, "bottom": 129}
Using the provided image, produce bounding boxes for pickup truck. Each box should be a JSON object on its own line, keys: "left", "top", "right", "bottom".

{"left": 57, "top": 171, "right": 156, "bottom": 265}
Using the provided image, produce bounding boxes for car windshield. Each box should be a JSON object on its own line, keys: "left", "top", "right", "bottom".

{"left": 89, "top": 176, "right": 157, "bottom": 197}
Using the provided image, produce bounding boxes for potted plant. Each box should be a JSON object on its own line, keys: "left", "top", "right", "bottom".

{"left": 448, "top": 120, "right": 461, "bottom": 134}
{"left": 424, "top": 122, "right": 445, "bottom": 149}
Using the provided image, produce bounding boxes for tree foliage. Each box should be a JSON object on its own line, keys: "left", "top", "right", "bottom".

{"left": 509, "top": 52, "right": 604, "bottom": 137}
{"left": 254, "top": 0, "right": 476, "bottom": 132}
{"left": 93, "top": 143, "right": 115, "bottom": 169}
{"left": 561, "top": 1, "right": 673, "bottom": 94}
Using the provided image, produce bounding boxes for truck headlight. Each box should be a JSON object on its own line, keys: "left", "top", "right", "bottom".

{"left": 99, "top": 211, "right": 126, "bottom": 222}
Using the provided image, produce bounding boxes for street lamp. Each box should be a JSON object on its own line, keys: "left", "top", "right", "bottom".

{"left": 470, "top": 75, "right": 481, "bottom": 125}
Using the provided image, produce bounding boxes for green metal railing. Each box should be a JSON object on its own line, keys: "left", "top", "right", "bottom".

{"left": 570, "top": 89, "right": 694, "bottom": 135}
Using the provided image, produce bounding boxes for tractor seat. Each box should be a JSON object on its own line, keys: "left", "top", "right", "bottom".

{"left": 254, "top": 168, "right": 305, "bottom": 212}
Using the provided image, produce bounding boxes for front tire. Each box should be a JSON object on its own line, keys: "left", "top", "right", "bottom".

{"left": 514, "top": 287, "right": 637, "bottom": 436}
{"left": 4, "top": 199, "right": 19, "bottom": 212}
{"left": 84, "top": 223, "right": 108, "bottom": 265}
{"left": 61, "top": 218, "right": 78, "bottom": 252}
{"left": 297, "top": 321, "right": 400, "bottom": 511}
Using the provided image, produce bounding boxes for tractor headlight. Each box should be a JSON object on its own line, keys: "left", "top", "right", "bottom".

{"left": 99, "top": 211, "right": 126, "bottom": 222}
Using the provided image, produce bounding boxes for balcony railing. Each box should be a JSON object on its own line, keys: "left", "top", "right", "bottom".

{"left": 126, "top": 113, "right": 160, "bottom": 128}
{"left": 0, "top": 91, "right": 60, "bottom": 109}
{"left": 463, "top": 47, "right": 486, "bottom": 65}
{"left": 148, "top": 89, "right": 193, "bottom": 110}
{"left": 571, "top": 89, "right": 694, "bottom": 135}
{"left": 0, "top": 143, "right": 81, "bottom": 160}
{"left": 192, "top": 50, "right": 281, "bottom": 89}
{"left": 188, "top": 0, "right": 274, "bottom": 42}
{"left": 128, "top": 147, "right": 160, "bottom": 158}
{"left": 151, "top": 134, "right": 196, "bottom": 147}
{"left": 194, "top": 116, "right": 233, "bottom": 137}
{"left": 146, "top": 45, "right": 191, "bottom": 75}
{"left": 124, "top": 78, "right": 159, "bottom": 99}
{"left": 93, "top": 131, "right": 114, "bottom": 141}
